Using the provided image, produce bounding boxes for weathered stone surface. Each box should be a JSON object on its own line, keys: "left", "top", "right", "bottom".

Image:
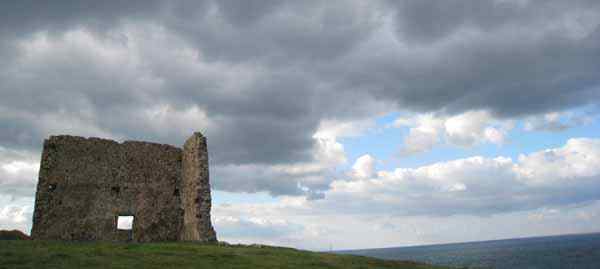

{"left": 181, "top": 133, "right": 217, "bottom": 242}
{"left": 30, "top": 133, "right": 217, "bottom": 243}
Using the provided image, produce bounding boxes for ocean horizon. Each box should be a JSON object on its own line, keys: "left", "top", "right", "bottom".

{"left": 337, "top": 232, "right": 600, "bottom": 269}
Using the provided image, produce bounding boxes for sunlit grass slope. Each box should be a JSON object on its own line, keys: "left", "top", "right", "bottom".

{"left": 0, "top": 240, "right": 448, "bottom": 269}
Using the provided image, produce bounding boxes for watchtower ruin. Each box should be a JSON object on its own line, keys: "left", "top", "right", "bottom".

{"left": 30, "top": 132, "right": 217, "bottom": 243}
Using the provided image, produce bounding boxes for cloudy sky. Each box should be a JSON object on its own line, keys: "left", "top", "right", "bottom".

{"left": 2, "top": 0, "right": 600, "bottom": 250}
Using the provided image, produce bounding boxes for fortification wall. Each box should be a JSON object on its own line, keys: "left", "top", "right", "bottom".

{"left": 181, "top": 134, "right": 216, "bottom": 242}
{"left": 30, "top": 133, "right": 216, "bottom": 242}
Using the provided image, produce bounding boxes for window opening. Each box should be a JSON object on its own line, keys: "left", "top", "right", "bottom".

{"left": 117, "top": 216, "right": 134, "bottom": 230}
{"left": 116, "top": 215, "right": 134, "bottom": 242}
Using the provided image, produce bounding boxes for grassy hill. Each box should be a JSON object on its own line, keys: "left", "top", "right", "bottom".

{"left": 0, "top": 240, "right": 448, "bottom": 269}
{"left": 0, "top": 230, "right": 31, "bottom": 240}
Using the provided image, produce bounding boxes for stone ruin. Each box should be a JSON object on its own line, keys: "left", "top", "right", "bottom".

{"left": 30, "top": 132, "right": 217, "bottom": 243}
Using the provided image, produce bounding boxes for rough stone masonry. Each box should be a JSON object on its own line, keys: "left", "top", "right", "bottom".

{"left": 30, "top": 132, "right": 217, "bottom": 243}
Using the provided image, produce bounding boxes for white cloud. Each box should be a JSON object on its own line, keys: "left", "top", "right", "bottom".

{"left": 524, "top": 111, "right": 596, "bottom": 132}
{"left": 528, "top": 208, "right": 560, "bottom": 222}
{"left": 397, "top": 110, "right": 514, "bottom": 155}
{"left": 210, "top": 138, "right": 600, "bottom": 249}
{"left": 211, "top": 192, "right": 600, "bottom": 250}
{"left": 350, "top": 154, "right": 376, "bottom": 180}
{"left": 397, "top": 109, "right": 598, "bottom": 155}
{"left": 445, "top": 110, "right": 510, "bottom": 147}
{"left": 0, "top": 206, "right": 29, "bottom": 224}
{"left": 515, "top": 138, "right": 600, "bottom": 183}
{"left": 389, "top": 116, "right": 413, "bottom": 128}
{"left": 0, "top": 148, "right": 39, "bottom": 198}
{"left": 139, "top": 104, "right": 213, "bottom": 140}
{"left": 0, "top": 148, "right": 38, "bottom": 233}
{"left": 483, "top": 127, "right": 505, "bottom": 145}
{"left": 312, "top": 118, "right": 375, "bottom": 166}
{"left": 0, "top": 195, "right": 34, "bottom": 233}
{"left": 213, "top": 118, "right": 376, "bottom": 197}
{"left": 322, "top": 138, "right": 600, "bottom": 216}
{"left": 214, "top": 215, "right": 302, "bottom": 240}
{"left": 212, "top": 200, "right": 324, "bottom": 249}
{"left": 400, "top": 114, "right": 444, "bottom": 155}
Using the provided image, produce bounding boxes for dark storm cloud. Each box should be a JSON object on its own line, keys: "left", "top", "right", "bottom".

{"left": 1, "top": 0, "right": 600, "bottom": 196}
{"left": 337, "top": 28, "right": 600, "bottom": 117}
{"left": 386, "top": 0, "right": 600, "bottom": 44}
{"left": 0, "top": 0, "right": 162, "bottom": 35}
{"left": 162, "top": 0, "right": 381, "bottom": 63}
{"left": 375, "top": 0, "right": 600, "bottom": 116}
{"left": 0, "top": 0, "right": 383, "bottom": 165}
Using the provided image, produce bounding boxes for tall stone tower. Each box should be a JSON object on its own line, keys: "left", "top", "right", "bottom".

{"left": 30, "top": 132, "right": 217, "bottom": 242}
{"left": 180, "top": 133, "right": 217, "bottom": 241}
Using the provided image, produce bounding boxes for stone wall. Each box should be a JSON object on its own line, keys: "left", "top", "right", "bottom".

{"left": 181, "top": 134, "right": 217, "bottom": 242}
{"left": 30, "top": 133, "right": 217, "bottom": 242}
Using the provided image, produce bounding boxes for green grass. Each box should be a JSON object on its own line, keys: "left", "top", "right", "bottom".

{"left": 0, "top": 240, "right": 448, "bottom": 269}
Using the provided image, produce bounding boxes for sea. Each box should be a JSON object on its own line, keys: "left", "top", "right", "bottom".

{"left": 336, "top": 233, "right": 600, "bottom": 269}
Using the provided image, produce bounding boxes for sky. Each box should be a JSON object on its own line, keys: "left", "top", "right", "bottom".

{"left": 1, "top": 0, "right": 600, "bottom": 250}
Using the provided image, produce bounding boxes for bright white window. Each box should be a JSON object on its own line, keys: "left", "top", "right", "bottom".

{"left": 117, "top": 216, "right": 134, "bottom": 230}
